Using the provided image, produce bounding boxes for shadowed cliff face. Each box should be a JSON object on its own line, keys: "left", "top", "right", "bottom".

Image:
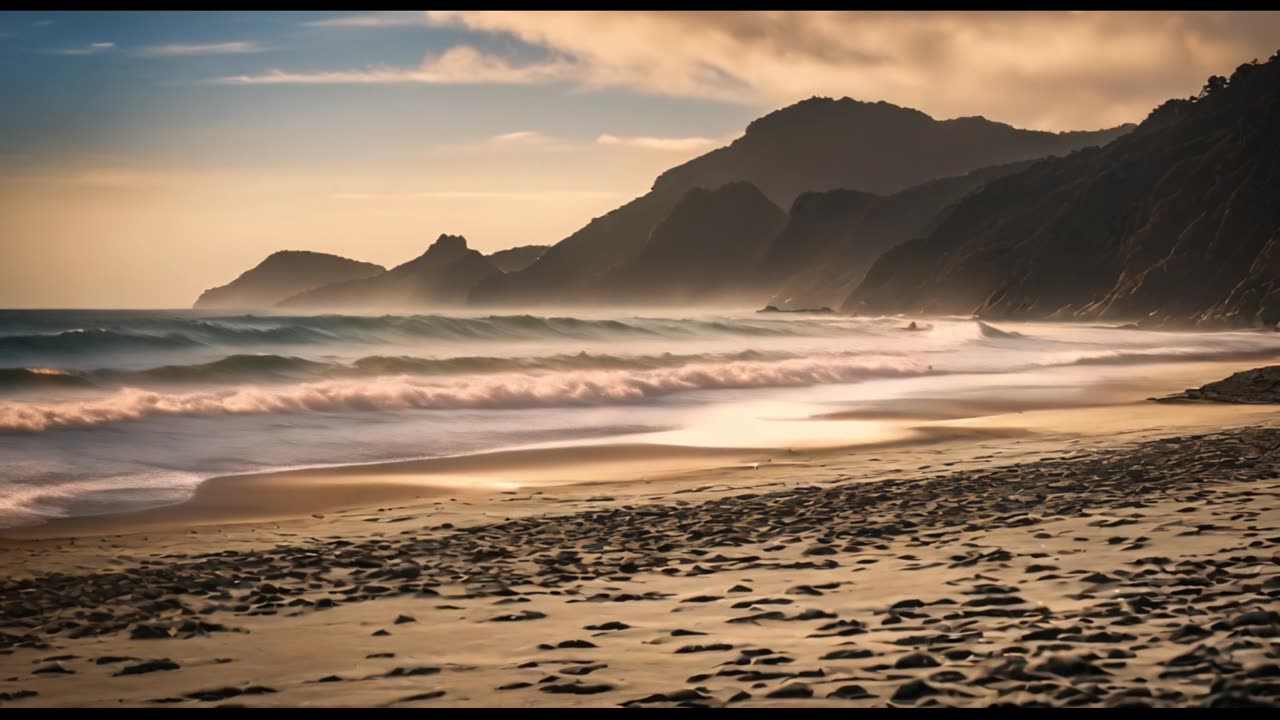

{"left": 487, "top": 245, "right": 549, "bottom": 274}
{"left": 470, "top": 98, "right": 1132, "bottom": 307}
{"left": 279, "top": 235, "right": 501, "bottom": 311}
{"left": 193, "top": 251, "right": 385, "bottom": 310}
{"left": 605, "top": 182, "right": 787, "bottom": 305}
{"left": 847, "top": 52, "right": 1280, "bottom": 328}
{"left": 759, "top": 161, "right": 1037, "bottom": 310}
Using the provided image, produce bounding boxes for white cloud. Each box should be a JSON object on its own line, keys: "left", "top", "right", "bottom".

{"left": 210, "top": 11, "right": 1280, "bottom": 129}
{"left": 305, "top": 13, "right": 426, "bottom": 29}
{"left": 490, "top": 130, "right": 549, "bottom": 144}
{"left": 53, "top": 41, "right": 114, "bottom": 56}
{"left": 596, "top": 134, "right": 720, "bottom": 152}
{"left": 138, "top": 41, "right": 263, "bottom": 57}
{"left": 419, "top": 11, "right": 1280, "bottom": 130}
{"left": 415, "top": 190, "right": 625, "bottom": 199}
{"left": 421, "top": 129, "right": 734, "bottom": 158}
{"left": 477, "top": 130, "right": 575, "bottom": 152}
{"left": 447, "top": 130, "right": 723, "bottom": 156}
{"left": 329, "top": 190, "right": 626, "bottom": 201}
{"left": 214, "top": 45, "right": 574, "bottom": 86}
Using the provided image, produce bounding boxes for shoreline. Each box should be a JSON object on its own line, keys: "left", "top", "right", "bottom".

{"left": 2, "top": 324, "right": 1278, "bottom": 540}
{"left": 6, "top": 356, "right": 1280, "bottom": 541}
{"left": 2, "top": 417, "right": 1277, "bottom": 706}
{"left": 1, "top": 427, "right": 1033, "bottom": 541}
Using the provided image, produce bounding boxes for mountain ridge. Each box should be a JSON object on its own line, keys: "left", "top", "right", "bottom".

{"left": 468, "top": 96, "right": 1132, "bottom": 307}
{"left": 845, "top": 51, "right": 1280, "bottom": 328}
{"left": 191, "top": 96, "right": 1138, "bottom": 313}
{"left": 193, "top": 251, "right": 385, "bottom": 310}
{"left": 279, "top": 235, "right": 501, "bottom": 311}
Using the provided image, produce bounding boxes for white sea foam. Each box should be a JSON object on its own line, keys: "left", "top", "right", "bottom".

{"left": 0, "top": 354, "right": 927, "bottom": 431}
{"left": 3, "top": 310, "right": 1280, "bottom": 527}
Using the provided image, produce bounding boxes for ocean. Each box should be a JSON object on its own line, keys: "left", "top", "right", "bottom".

{"left": 1, "top": 308, "right": 1277, "bottom": 527}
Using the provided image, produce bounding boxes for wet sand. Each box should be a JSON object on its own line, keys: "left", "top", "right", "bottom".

{"left": 2, "top": 363, "right": 1279, "bottom": 707}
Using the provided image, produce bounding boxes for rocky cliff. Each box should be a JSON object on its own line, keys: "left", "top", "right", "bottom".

{"left": 846, "top": 52, "right": 1280, "bottom": 328}
{"left": 281, "top": 235, "right": 501, "bottom": 311}
{"left": 194, "top": 251, "right": 385, "bottom": 310}
{"left": 471, "top": 97, "right": 1131, "bottom": 307}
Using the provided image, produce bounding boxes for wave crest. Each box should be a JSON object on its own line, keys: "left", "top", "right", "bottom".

{"left": 0, "top": 367, "right": 97, "bottom": 391}
{"left": 0, "top": 354, "right": 926, "bottom": 432}
{"left": 977, "top": 320, "right": 1025, "bottom": 339}
{"left": 0, "top": 313, "right": 853, "bottom": 361}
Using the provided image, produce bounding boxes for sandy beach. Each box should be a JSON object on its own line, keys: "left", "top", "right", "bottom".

{"left": 2, "top": 359, "right": 1279, "bottom": 708}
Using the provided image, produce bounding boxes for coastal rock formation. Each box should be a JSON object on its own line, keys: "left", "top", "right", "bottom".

{"left": 846, "top": 51, "right": 1280, "bottom": 327}
{"left": 280, "top": 235, "right": 501, "bottom": 311}
{"left": 1157, "top": 365, "right": 1280, "bottom": 404}
{"left": 606, "top": 182, "right": 786, "bottom": 304}
{"left": 760, "top": 161, "right": 1034, "bottom": 310}
{"left": 193, "top": 251, "right": 384, "bottom": 310}
{"left": 471, "top": 98, "right": 1131, "bottom": 307}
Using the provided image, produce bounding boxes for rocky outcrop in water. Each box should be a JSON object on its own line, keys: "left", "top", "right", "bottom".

{"left": 1156, "top": 365, "right": 1280, "bottom": 404}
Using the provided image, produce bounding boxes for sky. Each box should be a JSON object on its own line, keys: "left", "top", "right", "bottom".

{"left": 2, "top": 10, "right": 1278, "bottom": 308}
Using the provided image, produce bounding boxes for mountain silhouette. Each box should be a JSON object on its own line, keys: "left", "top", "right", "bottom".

{"left": 488, "top": 245, "right": 549, "bottom": 273}
{"left": 470, "top": 97, "right": 1131, "bottom": 307}
{"left": 193, "top": 251, "right": 384, "bottom": 310}
{"left": 606, "top": 182, "right": 787, "bottom": 304}
{"left": 280, "top": 235, "right": 500, "bottom": 311}
{"left": 846, "top": 51, "right": 1280, "bottom": 328}
{"left": 759, "top": 160, "right": 1036, "bottom": 309}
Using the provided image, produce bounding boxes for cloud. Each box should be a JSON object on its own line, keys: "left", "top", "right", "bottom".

{"left": 214, "top": 45, "right": 575, "bottom": 86}
{"left": 329, "top": 190, "right": 626, "bottom": 201}
{"left": 478, "top": 130, "right": 575, "bottom": 152}
{"left": 421, "top": 11, "right": 1280, "bottom": 130}
{"left": 408, "top": 130, "right": 573, "bottom": 156}
{"left": 596, "top": 134, "right": 720, "bottom": 152}
{"left": 53, "top": 41, "right": 114, "bottom": 56}
{"left": 447, "top": 130, "right": 721, "bottom": 155}
{"left": 137, "top": 41, "right": 264, "bottom": 57}
{"left": 414, "top": 190, "right": 625, "bottom": 199}
{"left": 305, "top": 12, "right": 426, "bottom": 28}
{"left": 490, "top": 130, "right": 549, "bottom": 144}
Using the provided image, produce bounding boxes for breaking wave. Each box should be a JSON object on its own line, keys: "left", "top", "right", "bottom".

{"left": 1059, "top": 346, "right": 1280, "bottom": 367}
{"left": 976, "top": 320, "right": 1025, "bottom": 340}
{"left": 0, "top": 350, "right": 796, "bottom": 391}
{"left": 0, "top": 354, "right": 928, "bottom": 432}
{"left": 0, "top": 367, "right": 98, "bottom": 391}
{"left": 0, "top": 313, "right": 869, "bottom": 361}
